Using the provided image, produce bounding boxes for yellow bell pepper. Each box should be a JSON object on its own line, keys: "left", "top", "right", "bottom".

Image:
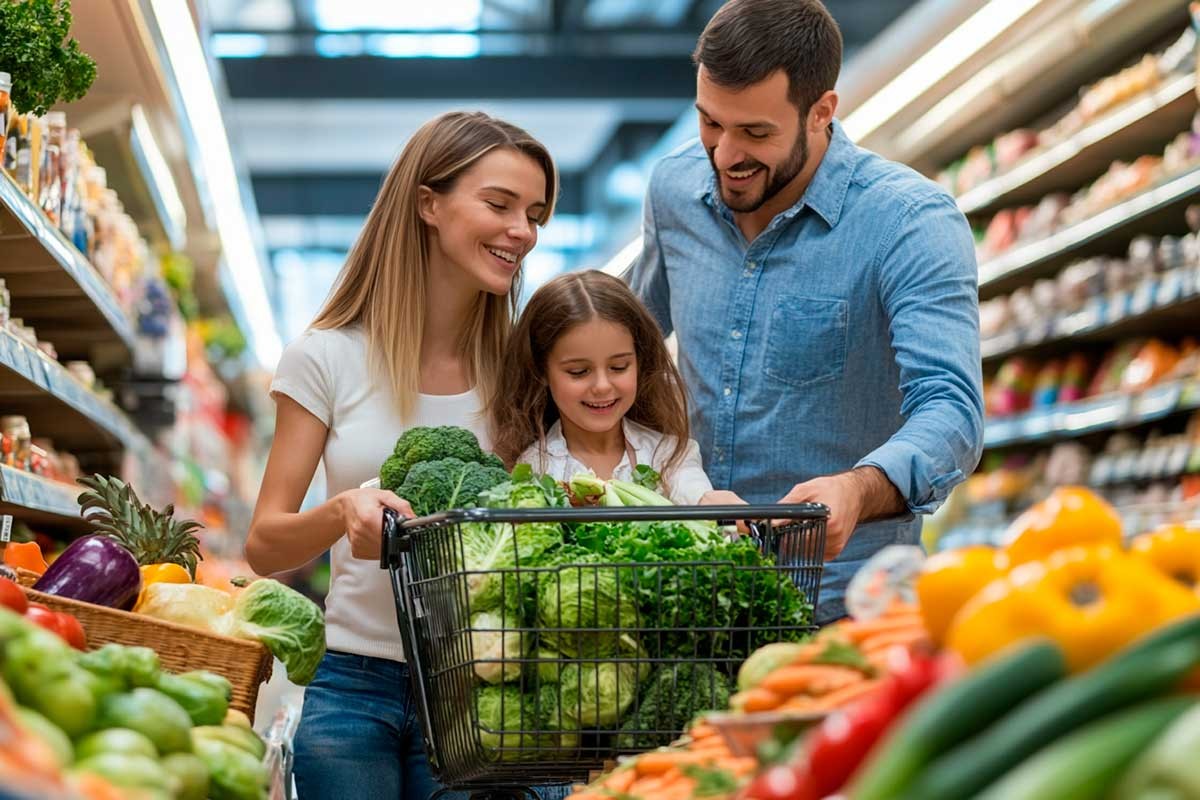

{"left": 916, "top": 545, "right": 1008, "bottom": 645}
{"left": 1003, "top": 486, "right": 1123, "bottom": 566}
{"left": 135, "top": 563, "right": 192, "bottom": 610}
{"left": 946, "top": 546, "right": 1198, "bottom": 672}
{"left": 1130, "top": 525, "right": 1200, "bottom": 593}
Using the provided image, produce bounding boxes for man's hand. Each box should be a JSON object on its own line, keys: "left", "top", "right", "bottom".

{"left": 779, "top": 467, "right": 906, "bottom": 561}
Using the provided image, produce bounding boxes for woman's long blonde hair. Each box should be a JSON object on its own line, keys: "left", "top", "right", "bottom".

{"left": 312, "top": 111, "right": 557, "bottom": 418}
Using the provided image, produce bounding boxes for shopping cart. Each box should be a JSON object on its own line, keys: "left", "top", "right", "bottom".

{"left": 381, "top": 503, "right": 827, "bottom": 798}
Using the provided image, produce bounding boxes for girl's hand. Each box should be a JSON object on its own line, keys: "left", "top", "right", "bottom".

{"left": 337, "top": 489, "right": 414, "bottom": 560}
{"left": 700, "top": 490, "right": 750, "bottom": 534}
{"left": 700, "top": 490, "right": 748, "bottom": 506}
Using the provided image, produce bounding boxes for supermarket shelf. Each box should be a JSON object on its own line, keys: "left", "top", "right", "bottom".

{"left": 978, "top": 163, "right": 1200, "bottom": 297}
{"left": 0, "top": 329, "right": 149, "bottom": 466}
{"left": 958, "top": 72, "right": 1198, "bottom": 216}
{"left": 981, "top": 266, "right": 1200, "bottom": 363}
{"left": 0, "top": 171, "right": 136, "bottom": 368}
{"left": 984, "top": 380, "right": 1200, "bottom": 449}
{"left": 0, "top": 465, "right": 87, "bottom": 533}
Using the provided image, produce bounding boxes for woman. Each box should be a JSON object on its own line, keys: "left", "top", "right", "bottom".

{"left": 246, "top": 111, "right": 556, "bottom": 798}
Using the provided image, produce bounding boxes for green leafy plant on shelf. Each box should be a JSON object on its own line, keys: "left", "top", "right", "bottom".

{"left": 0, "top": 0, "right": 97, "bottom": 116}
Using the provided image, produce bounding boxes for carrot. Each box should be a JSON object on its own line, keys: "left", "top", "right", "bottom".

{"left": 604, "top": 769, "right": 636, "bottom": 793}
{"left": 626, "top": 775, "right": 669, "bottom": 797}
{"left": 759, "top": 664, "right": 863, "bottom": 697}
{"left": 778, "top": 695, "right": 819, "bottom": 712}
{"left": 634, "top": 750, "right": 698, "bottom": 776}
{"left": 860, "top": 627, "right": 929, "bottom": 657}
{"left": 810, "top": 679, "right": 882, "bottom": 711}
{"left": 728, "top": 756, "right": 760, "bottom": 775}
{"left": 687, "top": 723, "right": 718, "bottom": 741}
{"left": 687, "top": 740, "right": 732, "bottom": 760}
{"left": 838, "top": 614, "right": 924, "bottom": 643}
{"left": 655, "top": 777, "right": 697, "bottom": 800}
{"left": 732, "top": 686, "right": 784, "bottom": 712}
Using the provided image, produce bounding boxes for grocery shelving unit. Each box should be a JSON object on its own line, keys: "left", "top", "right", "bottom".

{"left": 0, "top": 465, "right": 87, "bottom": 533}
{"left": 837, "top": 0, "right": 1200, "bottom": 537}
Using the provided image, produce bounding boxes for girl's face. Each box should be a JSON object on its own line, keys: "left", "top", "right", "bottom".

{"left": 546, "top": 319, "right": 639, "bottom": 438}
{"left": 419, "top": 148, "right": 548, "bottom": 296}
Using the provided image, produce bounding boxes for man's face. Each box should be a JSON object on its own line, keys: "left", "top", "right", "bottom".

{"left": 696, "top": 67, "right": 808, "bottom": 213}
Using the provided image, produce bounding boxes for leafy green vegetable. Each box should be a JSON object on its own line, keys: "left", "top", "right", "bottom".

{"left": 0, "top": 0, "right": 96, "bottom": 116}
{"left": 469, "top": 607, "right": 529, "bottom": 684}
{"left": 631, "top": 464, "right": 662, "bottom": 491}
{"left": 380, "top": 426, "right": 500, "bottom": 491}
{"left": 556, "top": 657, "right": 645, "bottom": 727}
{"left": 460, "top": 519, "right": 562, "bottom": 614}
{"left": 475, "top": 684, "right": 579, "bottom": 761}
{"left": 813, "top": 638, "right": 875, "bottom": 675}
{"left": 223, "top": 579, "right": 325, "bottom": 685}
{"left": 617, "top": 664, "right": 732, "bottom": 751}
{"left": 481, "top": 464, "right": 570, "bottom": 509}
{"left": 397, "top": 457, "right": 509, "bottom": 516}
{"left": 537, "top": 555, "right": 639, "bottom": 657}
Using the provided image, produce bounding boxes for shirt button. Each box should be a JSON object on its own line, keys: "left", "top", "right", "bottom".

{"left": 723, "top": 387, "right": 732, "bottom": 396}
{"left": 730, "top": 329, "right": 742, "bottom": 340}
{"left": 746, "top": 260, "right": 757, "bottom": 270}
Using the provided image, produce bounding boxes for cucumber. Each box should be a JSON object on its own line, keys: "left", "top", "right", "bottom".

{"left": 906, "top": 620, "right": 1200, "bottom": 799}
{"left": 975, "top": 696, "right": 1194, "bottom": 800}
{"left": 849, "top": 639, "right": 1066, "bottom": 800}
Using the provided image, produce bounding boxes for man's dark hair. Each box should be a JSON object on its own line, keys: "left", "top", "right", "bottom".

{"left": 693, "top": 0, "right": 843, "bottom": 113}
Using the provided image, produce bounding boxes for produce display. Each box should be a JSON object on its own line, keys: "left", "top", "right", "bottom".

{"left": 565, "top": 486, "right": 1200, "bottom": 800}
{"left": 0, "top": 598, "right": 269, "bottom": 800}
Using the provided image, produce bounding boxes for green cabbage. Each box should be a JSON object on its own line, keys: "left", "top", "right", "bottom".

{"left": 536, "top": 556, "right": 638, "bottom": 658}
{"left": 475, "top": 685, "right": 580, "bottom": 761}
{"left": 460, "top": 520, "right": 562, "bottom": 613}
{"left": 224, "top": 579, "right": 325, "bottom": 685}
{"left": 556, "top": 659, "right": 643, "bottom": 728}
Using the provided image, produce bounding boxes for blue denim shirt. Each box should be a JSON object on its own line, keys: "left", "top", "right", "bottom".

{"left": 626, "top": 120, "right": 984, "bottom": 621}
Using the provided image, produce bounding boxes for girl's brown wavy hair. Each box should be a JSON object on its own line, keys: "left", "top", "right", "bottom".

{"left": 490, "top": 270, "right": 691, "bottom": 477}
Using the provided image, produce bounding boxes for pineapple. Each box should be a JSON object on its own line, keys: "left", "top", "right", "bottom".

{"left": 77, "top": 475, "right": 203, "bottom": 579}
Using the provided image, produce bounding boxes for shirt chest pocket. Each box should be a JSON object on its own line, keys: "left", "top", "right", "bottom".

{"left": 764, "top": 295, "right": 848, "bottom": 389}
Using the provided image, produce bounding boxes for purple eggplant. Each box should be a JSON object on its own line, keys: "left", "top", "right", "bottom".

{"left": 33, "top": 535, "right": 141, "bottom": 609}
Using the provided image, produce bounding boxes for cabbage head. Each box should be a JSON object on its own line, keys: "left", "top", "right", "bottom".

{"left": 461, "top": 521, "right": 562, "bottom": 613}
{"left": 555, "top": 659, "right": 643, "bottom": 728}
{"left": 224, "top": 579, "right": 325, "bottom": 685}
{"left": 469, "top": 608, "right": 528, "bottom": 684}
{"left": 475, "top": 684, "right": 580, "bottom": 761}
{"left": 537, "top": 557, "right": 637, "bottom": 658}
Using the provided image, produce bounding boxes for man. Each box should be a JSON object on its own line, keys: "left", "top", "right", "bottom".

{"left": 626, "top": 0, "right": 984, "bottom": 622}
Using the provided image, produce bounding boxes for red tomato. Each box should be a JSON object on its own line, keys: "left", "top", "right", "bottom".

{"left": 740, "top": 764, "right": 818, "bottom": 800}
{"left": 55, "top": 612, "right": 86, "bottom": 650}
{"left": 24, "top": 603, "right": 67, "bottom": 641}
{"left": 0, "top": 576, "right": 27, "bottom": 615}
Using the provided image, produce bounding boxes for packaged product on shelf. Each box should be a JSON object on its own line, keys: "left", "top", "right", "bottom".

{"left": 1, "top": 415, "right": 32, "bottom": 471}
{"left": 0, "top": 71, "right": 9, "bottom": 156}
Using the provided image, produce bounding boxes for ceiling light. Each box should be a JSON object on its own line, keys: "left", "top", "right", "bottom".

{"left": 148, "top": 0, "right": 282, "bottom": 367}
{"left": 843, "top": 0, "right": 1045, "bottom": 142}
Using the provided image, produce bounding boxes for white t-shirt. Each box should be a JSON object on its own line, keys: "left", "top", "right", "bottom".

{"left": 518, "top": 419, "right": 713, "bottom": 505}
{"left": 269, "top": 326, "right": 487, "bottom": 662}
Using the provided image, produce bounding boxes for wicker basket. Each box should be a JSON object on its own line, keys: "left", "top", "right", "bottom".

{"left": 19, "top": 586, "right": 273, "bottom": 718}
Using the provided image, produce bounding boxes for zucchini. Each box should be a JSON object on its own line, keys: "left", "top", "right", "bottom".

{"left": 848, "top": 639, "right": 1066, "bottom": 800}
{"left": 906, "top": 620, "right": 1200, "bottom": 799}
{"left": 975, "top": 696, "right": 1194, "bottom": 800}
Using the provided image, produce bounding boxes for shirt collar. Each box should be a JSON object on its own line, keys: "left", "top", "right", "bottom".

{"left": 700, "top": 118, "right": 857, "bottom": 230}
{"left": 542, "top": 418, "right": 649, "bottom": 463}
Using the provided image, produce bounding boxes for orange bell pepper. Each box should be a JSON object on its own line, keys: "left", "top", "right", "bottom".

{"left": 3, "top": 541, "right": 47, "bottom": 576}
{"left": 915, "top": 545, "right": 1008, "bottom": 645}
{"left": 1130, "top": 524, "right": 1200, "bottom": 593}
{"left": 1003, "top": 486, "right": 1123, "bottom": 566}
{"left": 946, "top": 545, "right": 1199, "bottom": 672}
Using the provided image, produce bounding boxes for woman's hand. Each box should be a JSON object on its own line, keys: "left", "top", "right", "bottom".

{"left": 337, "top": 489, "right": 415, "bottom": 560}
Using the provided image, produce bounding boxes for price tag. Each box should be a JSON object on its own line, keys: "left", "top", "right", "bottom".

{"left": 1, "top": 515, "right": 12, "bottom": 544}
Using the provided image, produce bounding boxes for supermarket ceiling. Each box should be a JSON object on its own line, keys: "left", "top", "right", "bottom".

{"left": 207, "top": 0, "right": 912, "bottom": 232}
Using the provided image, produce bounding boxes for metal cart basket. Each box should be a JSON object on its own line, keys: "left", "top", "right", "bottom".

{"left": 381, "top": 503, "right": 827, "bottom": 793}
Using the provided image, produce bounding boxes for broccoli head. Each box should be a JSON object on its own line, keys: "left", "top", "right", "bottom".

{"left": 398, "top": 457, "right": 511, "bottom": 516}
{"left": 380, "top": 426, "right": 494, "bottom": 491}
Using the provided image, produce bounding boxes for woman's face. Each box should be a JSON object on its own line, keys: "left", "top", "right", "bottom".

{"left": 420, "top": 148, "right": 548, "bottom": 296}
{"left": 546, "top": 319, "right": 639, "bottom": 438}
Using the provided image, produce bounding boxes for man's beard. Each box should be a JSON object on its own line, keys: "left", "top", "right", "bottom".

{"left": 708, "top": 131, "right": 808, "bottom": 213}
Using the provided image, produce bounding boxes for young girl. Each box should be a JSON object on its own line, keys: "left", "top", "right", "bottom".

{"left": 247, "top": 111, "right": 556, "bottom": 799}
{"left": 492, "top": 270, "right": 726, "bottom": 504}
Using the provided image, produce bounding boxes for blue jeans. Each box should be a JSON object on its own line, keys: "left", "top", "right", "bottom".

{"left": 293, "top": 651, "right": 572, "bottom": 800}
{"left": 294, "top": 651, "right": 446, "bottom": 799}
